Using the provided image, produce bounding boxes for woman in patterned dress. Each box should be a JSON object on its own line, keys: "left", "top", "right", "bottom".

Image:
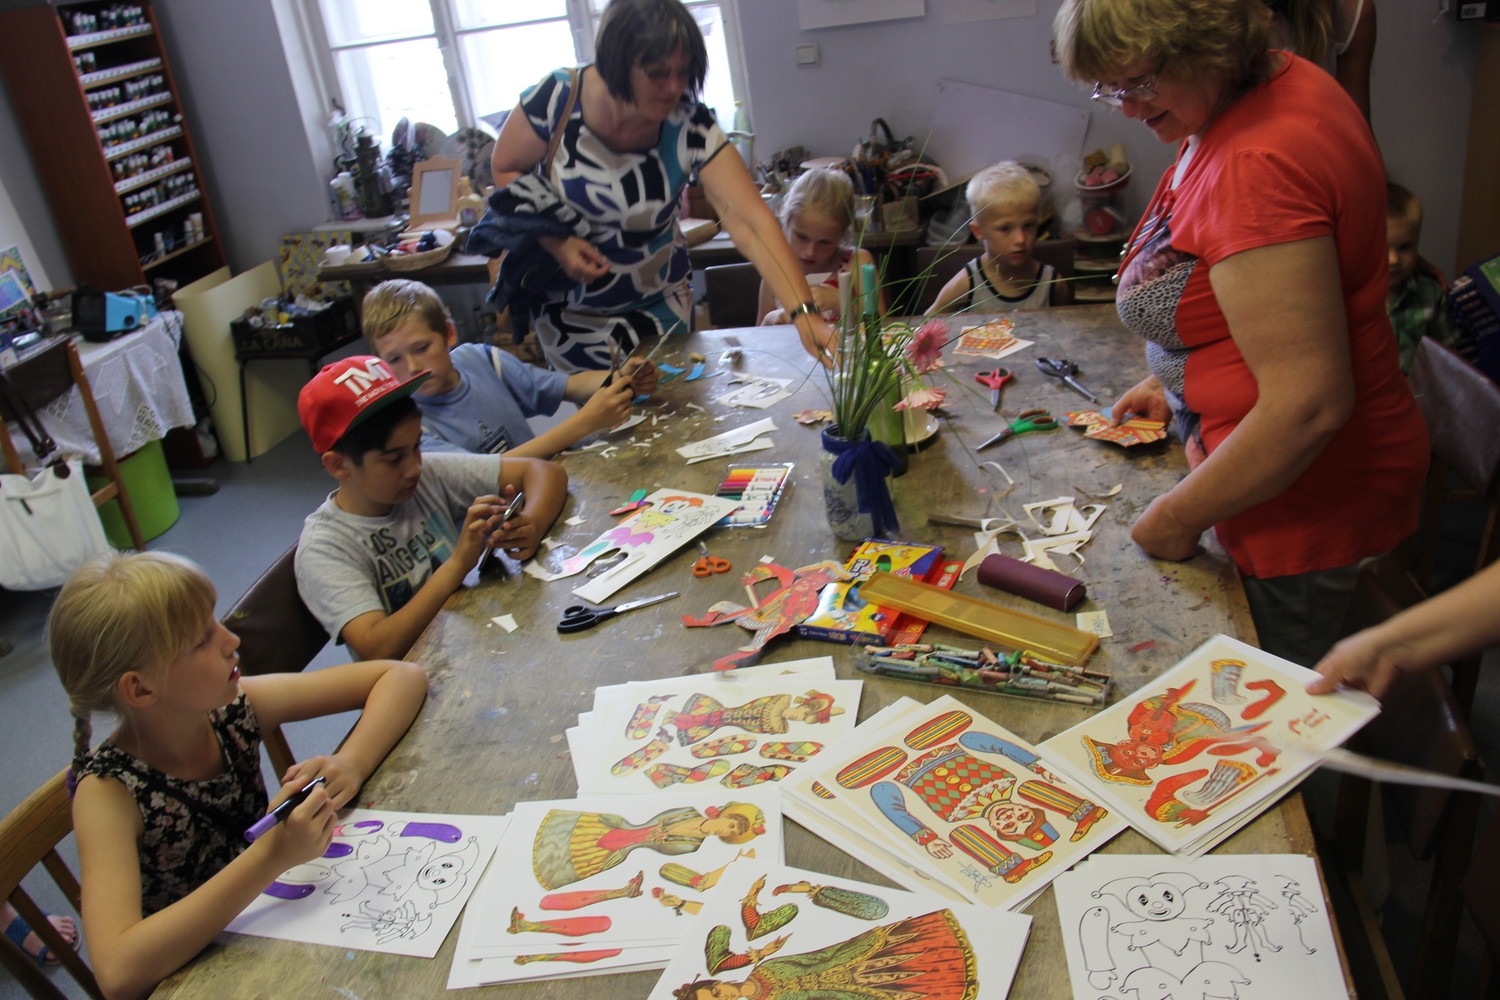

{"left": 483, "top": 0, "right": 834, "bottom": 373}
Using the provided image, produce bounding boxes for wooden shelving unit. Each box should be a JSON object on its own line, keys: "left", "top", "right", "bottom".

{"left": 0, "top": 1, "right": 226, "bottom": 292}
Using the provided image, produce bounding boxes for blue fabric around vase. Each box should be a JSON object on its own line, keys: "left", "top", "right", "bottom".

{"left": 823, "top": 428, "right": 901, "bottom": 537}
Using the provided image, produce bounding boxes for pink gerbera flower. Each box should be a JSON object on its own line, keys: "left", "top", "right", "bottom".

{"left": 905, "top": 319, "right": 949, "bottom": 373}
{"left": 895, "top": 384, "right": 948, "bottom": 411}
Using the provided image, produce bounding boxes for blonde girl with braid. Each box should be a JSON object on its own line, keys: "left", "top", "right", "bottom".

{"left": 50, "top": 551, "right": 426, "bottom": 1000}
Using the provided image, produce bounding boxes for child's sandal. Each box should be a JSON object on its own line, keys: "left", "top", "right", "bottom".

{"left": 3, "top": 912, "right": 79, "bottom": 967}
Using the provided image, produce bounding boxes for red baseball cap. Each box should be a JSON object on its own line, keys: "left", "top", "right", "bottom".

{"left": 298, "top": 355, "right": 430, "bottom": 453}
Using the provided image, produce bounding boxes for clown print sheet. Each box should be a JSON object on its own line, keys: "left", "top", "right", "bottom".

{"left": 225, "top": 809, "right": 506, "bottom": 958}
{"left": 1039, "top": 634, "right": 1379, "bottom": 855}
{"left": 1054, "top": 854, "right": 1346, "bottom": 1000}
{"left": 570, "top": 672, "right": 862, "bottom": 796}
{"left": 647, "top": 862, "right": 1030, "bottom": 1000}
{"left": 449, "top": 789, "right": 782, "bottom": 987}
{"left": 792, "top": 694, "right": 1124, "bottom": 909}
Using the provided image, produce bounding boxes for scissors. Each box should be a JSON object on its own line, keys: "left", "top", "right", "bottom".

{"left": 1035, "top": 357, "right": 1099, "bottom": 403}
{"left": 973, "top": 368, "right": 1015, "bottom": 410}
{"left": 476, "top": 491, "right": 526, "bottom": 574}
{"left": 976, "top": 408, "right": 1060, "bottom": 451}
{"left": 692, "top": 540, "right": 731, "bottom": 577}
{"left": 557, "top": 592, "right": 679, "bottom": 633}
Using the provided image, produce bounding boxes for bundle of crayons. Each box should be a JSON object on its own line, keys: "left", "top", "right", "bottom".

{"left": 854, "top": 642, "right": 1110, "bottom": 707}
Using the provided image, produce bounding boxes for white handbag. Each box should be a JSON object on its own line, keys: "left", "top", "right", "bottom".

{"left": 0, "top": 461, "right": 112, "bottom": 590}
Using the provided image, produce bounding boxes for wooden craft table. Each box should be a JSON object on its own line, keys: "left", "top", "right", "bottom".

{"left": 154, "top": 304, "right": 1347, "bottom": 999}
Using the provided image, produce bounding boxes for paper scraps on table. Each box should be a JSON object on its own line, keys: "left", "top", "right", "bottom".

{"left": 794, "top": 409, "right": 831, "bottom": 425}
{"left": 1021, "top": 496, "right": 1105, "bottom": 571}
{"left": 677, "top": 418, "right": 778, "bottom": 465}
{"left": 953, "top": 319, "right": 1034, "bottom": 359}
{"left": 490, "top": 614, "right": 519, "bottom": 633}
{"left": 1064, "top": 410, "right": 1169, "bottom": 447}
{"left": 656, "top": 363, "right": 686, "bottom": 383}
{"left": 1076, "top": 609, "right": 1111, "bottom": 637}
{"left": 718, "top": 375, "right": 793, "bottom": 409}
{"left": 608, "top": 413, "right": 648, "bottom": 434}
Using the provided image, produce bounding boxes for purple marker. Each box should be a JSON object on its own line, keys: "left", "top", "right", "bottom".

{"left": 245, "top": 776, "right": 326, "bottom": 843}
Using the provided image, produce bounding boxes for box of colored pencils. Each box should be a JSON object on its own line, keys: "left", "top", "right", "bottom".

{"left": 714, "top": 463, "right": 793, "bottom": 528}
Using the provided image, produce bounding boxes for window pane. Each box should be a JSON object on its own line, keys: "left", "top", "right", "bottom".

{"left": 460, "top": 21, "right": 578, "bottom": 120}
{"left": 333, "top": 38, "right": 457, "bottom": 142}
{"left": 453, "top": 0, "right": 567, "bottom": 30}
{"left": 689, "top": 3, "right": 735, "bottom": 130}
{"left": 319, "top": 0, "right": 433, "bottom": 47}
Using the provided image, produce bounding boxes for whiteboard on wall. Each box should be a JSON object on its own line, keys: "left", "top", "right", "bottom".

{"left": 921, "top": 78, "right": 1090, "bottom": 189}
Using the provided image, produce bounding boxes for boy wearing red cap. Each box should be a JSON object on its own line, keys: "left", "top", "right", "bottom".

{"left": 295, "top": 355, "right": 567, "bottom": 660}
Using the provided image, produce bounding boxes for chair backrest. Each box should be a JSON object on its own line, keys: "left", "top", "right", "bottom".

{"left": 0, "top": 770, "right": 101, "bottom": 1000}
{"left": 0, "top": 337, "right": 145, "bottom": 551}
{"left": 221, "top": 543, "right": 329, "bottom": 776}
{"left": 702, "top": 262, "right": 762, "bottom": 329}
{"left": 912, "top": 239, "right": 1075, "bottom": 313}
{"left": 1409, "top": 336, "right": 1500, "bottom": 497}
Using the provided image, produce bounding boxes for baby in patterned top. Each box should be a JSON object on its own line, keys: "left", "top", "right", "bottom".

{"left": 52, "top": 551, "right": 427, "bottom": 999}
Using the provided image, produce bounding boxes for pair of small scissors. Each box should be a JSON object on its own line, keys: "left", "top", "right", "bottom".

{"left": 476, "top": 491, "right": 526, "bottom": 574}
{"left": 692, "top": 540, "right": 731, "bottom": 577}
{"left": 976, "top": 408, "right": 1060, "bottom": 450}
{"left": 974, "top": 368, "right": 1014, "bottom": 410}
{"left": 1035, "top": 357, "right": 1099, "bottom": 402}
{"left": 557, "top": 592, "right": 679, "bottom": 633}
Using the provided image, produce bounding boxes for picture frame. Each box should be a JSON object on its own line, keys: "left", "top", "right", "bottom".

{"left": 406, "top": 155, "right": 461, "bottom": 232}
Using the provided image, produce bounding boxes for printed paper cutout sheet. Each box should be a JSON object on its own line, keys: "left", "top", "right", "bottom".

{"left": 1054, "top": 854, "right": 1346, "bottom": 1000}
{"left": 571, "top": 675, "right": 862, "bottom": 796}
{"left": 646, "top": 862, "right": 1030, "bottom": 1000}
{"left": 225, "top": 809, "right": 506, "bottom": 958}
{"left": 793, "top": 694, "right": 1125, "bottom": 909}
{"left": 1039, "top": 634, "right": 1379, "bottom": 855}
{"left": 449, "top": 789, "right": 782, "bottom": 987}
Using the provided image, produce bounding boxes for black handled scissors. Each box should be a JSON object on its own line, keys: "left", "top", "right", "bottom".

{"left": 1036, "top": 357, "right": 1099, "bottom": 403}
{"left": 557, "top": 592, "right": 678, "bottom": 633}
{"left": 973, "top": 368, "right": 1014, "bottom": 410}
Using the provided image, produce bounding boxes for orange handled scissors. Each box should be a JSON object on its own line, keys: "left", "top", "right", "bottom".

{"left": 974, "top": 368, "right": 1014, "bottom": 410}
{"left": 692, "top": 540, "right": 731, "bottom": 577}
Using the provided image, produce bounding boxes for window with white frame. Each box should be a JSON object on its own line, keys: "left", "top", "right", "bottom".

{"left": 313, "top": 0, "right": 744, "bottom": 148}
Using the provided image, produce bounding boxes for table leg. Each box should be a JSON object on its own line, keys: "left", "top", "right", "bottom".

{"left": 238, "top": 359, "right": 252, "bottom": 465}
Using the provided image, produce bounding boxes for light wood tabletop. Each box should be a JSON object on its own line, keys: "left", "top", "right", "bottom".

{"left": 154, "top": 304, "right": 1348, "bottom": 999}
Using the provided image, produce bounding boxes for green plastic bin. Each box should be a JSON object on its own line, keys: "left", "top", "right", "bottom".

{"left": 86, "top": 437, "right": 180, "bottom": 548}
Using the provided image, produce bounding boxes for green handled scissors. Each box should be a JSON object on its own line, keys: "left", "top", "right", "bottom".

{"left": 976, "top": 408, "right": 1059, "bottom": 451}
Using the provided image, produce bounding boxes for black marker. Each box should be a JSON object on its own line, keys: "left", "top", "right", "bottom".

{"left": 244, "top": 776, "right": 326, "bottom": 843}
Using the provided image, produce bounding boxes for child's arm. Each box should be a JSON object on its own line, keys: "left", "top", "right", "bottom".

{"left": 487, "top": 456, "right": 568, "bottom": 561}
{"left": 74, "top": 775, "right": 334, "bottom": 1000}
{"left": 757, "top": 279, "right": 786, "bottom": 326}
{"left": 1048, "top": 268, "right": 1076, "bottom": 307}
{"left": 504, "top": 362, "right": 657, "bottom": 459}
{"left": 927, "top": 269, "right": 973, "bottom": 316}
{"left": 243, "top": 660, "right": 428, "bottom": 807}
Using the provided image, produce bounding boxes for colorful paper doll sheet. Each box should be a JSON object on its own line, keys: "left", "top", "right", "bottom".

{"left": 1054, "top": 854, "right": 1346, "bottom": 1000}
{"left": 574, "top": 676, "right": 862, "bottom": 796}
{"left": 796, "top": 694, "right": 1125, "bottom": 908}
{"left": 1039, "top": 634, "right": 1379, "bottom": 854}
{"left": 646, "top": 862, "right": 1031, "bottom": 1000}
{"left": 452, "top": 789, "right": 782, "bottom": 983}
{"left": 226, "top": 809, "right": 507, "bottom": 958}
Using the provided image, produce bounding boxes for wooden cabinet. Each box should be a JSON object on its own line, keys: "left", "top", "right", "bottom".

{"left": 0, "top": 1, "right": 225, "bottom": 292}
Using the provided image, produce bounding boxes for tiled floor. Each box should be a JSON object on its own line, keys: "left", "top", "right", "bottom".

{"left": 0, "top": 433, "right": 1494, "bottom": 999}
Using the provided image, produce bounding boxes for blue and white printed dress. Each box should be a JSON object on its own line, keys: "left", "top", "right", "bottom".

{"left": 511, "top": 68, "right": 729, "bottom": 372}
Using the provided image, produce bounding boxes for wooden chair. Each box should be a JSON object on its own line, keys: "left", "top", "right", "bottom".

{"left": 702, "top": 262, "right": 761, "bottom": 328}
{"left": 220, "top": 543, "right": 329, "bottom": 776}
{"left": 912, "top": 238, "right": 1076, "bottom": 313}
{"left": 0, "top": 770, "right": 101, "bottom": 1000}
{"left": 1404, "top": 336, "right": 1500, "bottom": 715}
{"left": 1325, "top": 554, "right": 1486, "bottom": 1000}
{"left": 0, "top": 337, "right": 146, "bottom": 551}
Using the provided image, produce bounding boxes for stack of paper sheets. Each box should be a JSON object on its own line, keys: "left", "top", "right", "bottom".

{"left": 646, "top": 861, "right": 1032, "bottom": 1000}
{"left": 784, "top": 694, "right": 1126, "bottom": 910}
{"left": 1039, "top": 634, "right": 1379, "bottom": 855}
{"left": 1053, "top": 853, "right": 1348, "bottom": 999}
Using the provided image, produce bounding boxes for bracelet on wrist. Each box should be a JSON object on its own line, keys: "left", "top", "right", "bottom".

{"left": 790, "top": 301, "right": 819, "bottom": 322}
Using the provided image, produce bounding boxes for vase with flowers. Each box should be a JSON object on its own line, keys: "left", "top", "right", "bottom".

{"left": 818, "top": 263, "right": 951, "bottom": 540}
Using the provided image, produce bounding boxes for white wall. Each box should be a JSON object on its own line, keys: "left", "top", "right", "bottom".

{"left": 0, "top": 0, "right": 1482, "bottom": 283}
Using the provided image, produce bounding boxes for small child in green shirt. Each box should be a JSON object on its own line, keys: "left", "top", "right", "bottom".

{"left": 1386, "top": 182, "right": 1464, "bottom": 373}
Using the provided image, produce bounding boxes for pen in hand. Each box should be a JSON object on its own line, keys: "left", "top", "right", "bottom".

{"left": 245, "top": 776, "right": 326, "bottom": 843}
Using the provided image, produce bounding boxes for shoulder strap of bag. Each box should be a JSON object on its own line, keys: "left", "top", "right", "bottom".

{"left": 541, "top": 67, "right": 581, "bottom": 178}
{"left": 0, "top": 368, "right": 58, "bottom": 465}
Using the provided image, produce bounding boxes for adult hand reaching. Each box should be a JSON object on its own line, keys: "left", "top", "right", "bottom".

{"left": 542, "top": 235, "right": 610, "bottom": 283}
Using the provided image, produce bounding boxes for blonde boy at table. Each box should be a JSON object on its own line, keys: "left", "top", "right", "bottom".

{"left": 757, "top": 168, "right": 883, "bottom": 326}
{"left": 363, "top": 279, "right": 659, "bottom": 458}
{"left": 928, "top": 161, "right": 1073, "bottom": 315}
{"left": 294, "top": 355, "right": 567, "bottom": 661}
{"left": 54, "top": 551, "right": 427, "bottom": 1000}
